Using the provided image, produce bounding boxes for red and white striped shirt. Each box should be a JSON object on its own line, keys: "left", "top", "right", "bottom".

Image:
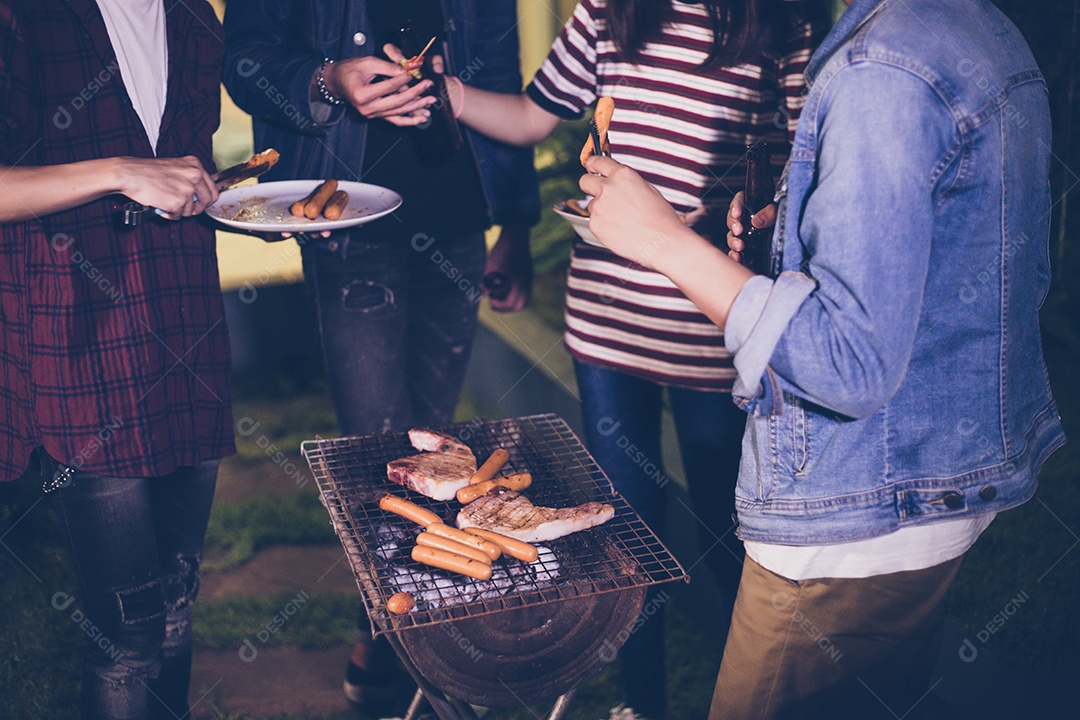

{"left": 528, "top": 0, "right": 817, "bottom": 391}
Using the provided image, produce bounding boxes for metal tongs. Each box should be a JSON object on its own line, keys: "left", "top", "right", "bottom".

{"left": 121, "top": 148, "right": 280, "bottom": 227}
{"left": 588, "top": 119, "right": 611, "bottom": 159}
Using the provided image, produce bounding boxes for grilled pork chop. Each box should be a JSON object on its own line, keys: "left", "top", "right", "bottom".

{"left": 387, "top": 429, "right": 476, "bottom": 501}
{"left": 456, "top": 487, "right": 615, "bottom": 542}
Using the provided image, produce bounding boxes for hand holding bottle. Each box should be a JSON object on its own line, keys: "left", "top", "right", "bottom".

{"left": 382, "top": 29, "right": 464, "bottom": 167}
{"left": 726, "top": 192, "right": 777, "bottom": 265}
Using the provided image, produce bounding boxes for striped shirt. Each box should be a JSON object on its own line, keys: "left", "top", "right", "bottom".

{"left": 528, "top": 0, "right": 817, "bottom": 391}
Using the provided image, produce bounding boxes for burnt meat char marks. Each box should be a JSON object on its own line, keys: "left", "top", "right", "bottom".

{"left": 386, "top": 429, "right": 477, "bottom": 501}
{"left": 456, "top": 487, "right": 616, "bottom": 542}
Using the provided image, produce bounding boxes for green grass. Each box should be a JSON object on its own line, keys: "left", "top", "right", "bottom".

{"left": 231, "top": 395, "right": 340, "bottom": 463}
{"left": 203, "top": 492, "right": 338, "bottom": 570}
{"left": 0, "top": 480, "right": 81, "bottom": 720}
{"left": 194, "top": 594, "right": 361, "bottom": 650}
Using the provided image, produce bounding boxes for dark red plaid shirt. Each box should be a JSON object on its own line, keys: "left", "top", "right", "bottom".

{"left": 0, "top": 0, "right": 234, "bottom": 482}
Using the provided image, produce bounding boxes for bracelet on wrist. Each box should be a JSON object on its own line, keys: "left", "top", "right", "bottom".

{"left": 316, "top": 58, "right": 345, "bottom": 106}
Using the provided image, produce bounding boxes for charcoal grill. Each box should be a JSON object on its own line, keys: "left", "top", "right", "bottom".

{"left": 301, "top": 414, "right": 688, "bottom": 719}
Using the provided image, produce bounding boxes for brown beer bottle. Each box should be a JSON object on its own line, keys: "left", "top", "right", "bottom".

{"left": 740, "top": 142, "right": 776, "bottom": 276}
{"left": 398, "top": 21, "right": 464, "bottom": 167}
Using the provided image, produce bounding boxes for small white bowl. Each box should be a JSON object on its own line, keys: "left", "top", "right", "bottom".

{"left": 552, "top": 197, "right": 603, "bottom": 247}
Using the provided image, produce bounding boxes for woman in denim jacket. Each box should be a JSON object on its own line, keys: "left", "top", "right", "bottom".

{"left": 580, "top": 0, "right": 1065, "bottom": 717}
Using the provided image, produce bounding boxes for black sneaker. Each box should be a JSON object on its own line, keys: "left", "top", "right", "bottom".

{"left": 342, "top": 659, "right": 416, "bottom": 717}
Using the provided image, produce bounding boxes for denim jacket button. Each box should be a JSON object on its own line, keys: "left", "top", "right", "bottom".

{"left": 352, "top": 32, "right": 367, "bottom": 46}
{"left": 979, "top": 485, "right": 998, "bottom": 501}
{"left": 943, "top": 491, "right": 964, "bottom": 509}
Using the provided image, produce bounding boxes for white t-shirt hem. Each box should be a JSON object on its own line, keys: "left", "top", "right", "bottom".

{"left": 744, "top": 513, "right": 996, "bottom": 581}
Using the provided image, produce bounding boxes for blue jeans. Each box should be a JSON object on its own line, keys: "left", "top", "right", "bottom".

{"left": 302, "top": 228, "right": 486, "bottom": 435}
{"left": 575, "top": 360, "right": 746, "bottom": 718}
{"left": 44, "top": 455, "right": 218, "bottom": 720}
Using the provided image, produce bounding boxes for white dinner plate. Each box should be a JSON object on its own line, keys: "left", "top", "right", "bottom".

{"left": 552, "top": 197, "right": 603, "bottom": 247}
{"left": 207, "top": 180, "right": 403, "bottom": 233}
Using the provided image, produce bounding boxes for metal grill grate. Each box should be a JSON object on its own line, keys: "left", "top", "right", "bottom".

{"left": 302, "top": 414, "right": 687, "bottom": 636}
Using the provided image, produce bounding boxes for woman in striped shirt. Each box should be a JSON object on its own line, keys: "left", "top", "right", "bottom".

{"left": 426, "top": 1, "right": 823, "bottom": 716}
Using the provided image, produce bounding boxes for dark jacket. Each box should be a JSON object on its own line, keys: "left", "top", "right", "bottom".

{"left": 221, "top": 0, "right": 540, "bottom": 227}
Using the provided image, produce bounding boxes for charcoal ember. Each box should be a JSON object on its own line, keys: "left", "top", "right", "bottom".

{"left": 505, "top": 545, "right": 560, "bottom": 587}
{"left": 474, "top": 566, "right": 515, "bottom": 602}
{"left": 372, "top": 523, "right": 415, "bottom": 561}
{"left": 374, "top": 541, "right": 399, "bottom": 561}
{"left": 529, "top": 546, "right": 561, "bottom": 585}
{"left": 390, "top": 567, "right": 427, "bottom": 596}
{"left": 424, "top": 574, "right": 480, "bottom": 606}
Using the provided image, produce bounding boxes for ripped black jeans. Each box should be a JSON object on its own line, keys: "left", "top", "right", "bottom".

{"left": 45, "top": 455, "right": 218, "bottom": 720}
{"left": 302, "top": 228, "right": 485, "bottom": 435}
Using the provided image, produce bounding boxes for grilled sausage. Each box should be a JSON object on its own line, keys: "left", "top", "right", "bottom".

{"left": 564, "top": 199, "right": 590, "bottom": 217}
{"left": 416, "top": 531, "right": 493, "bottom": 565}
{"left": 322, "top": 190, "right": 349, "bottom": 220}
{"left": 469, "top": 448, "right": 510, "bottom": 485}
{"left": 412, "top": 545, "right": 493, "bottom": 581}
{"left": 456, "top": 472, "right": 533, "bottom": 504}
{"left": 386, "top": 591, "right": 415, "bottom": 615}
{"left": 464, "top": 527, "right": 540, "bottom": 563}
{"left": 456, "top": 481, "right": 494, "bottom": 504}
{"left": 425, "top": 522, "right": 501, "bottom": 560}
{"left": 290, "top": 186, "right": 319, "bottom": 217}
{"left": 303, "top": 179, "right": 339, "bottom": 219}
{"left": 379, "top": 493, "right": 442, "bottom": 528}
{"left": 495, "top": 472, "right": 532, "bottom": 491}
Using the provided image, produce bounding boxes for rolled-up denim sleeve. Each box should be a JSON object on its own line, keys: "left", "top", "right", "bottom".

{"left": 725, "top": 273, "right": 817, "bottom": 414}
{"left": 727, "top": 63, "right": 955, "bottom": 419}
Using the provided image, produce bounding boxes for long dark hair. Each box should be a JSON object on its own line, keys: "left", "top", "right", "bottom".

{"left": 605, "top": 0, "right": 822, "bottom": 68}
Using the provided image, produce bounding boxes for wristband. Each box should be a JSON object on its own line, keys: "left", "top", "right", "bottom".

{"left": 316, "top": 59, "right": 345, "bottom": 106}
{"left": 446, "top": 75, "right": 465, "bottom": 119}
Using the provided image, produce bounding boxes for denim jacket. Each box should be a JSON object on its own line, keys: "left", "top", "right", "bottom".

{"left": 221, "top": 0, "right": 540, "bottom": 227}
{"left": 724, "top": 0, "right": 1065, "bottom": 545}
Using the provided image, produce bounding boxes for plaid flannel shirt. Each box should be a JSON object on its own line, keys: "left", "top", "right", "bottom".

{"left": 0, "top": 0, "right": 234, "bottom": 482}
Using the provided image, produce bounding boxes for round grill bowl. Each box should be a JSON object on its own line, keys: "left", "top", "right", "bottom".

{"left": 397, "top": 586, "right": 647, "bottom": 707}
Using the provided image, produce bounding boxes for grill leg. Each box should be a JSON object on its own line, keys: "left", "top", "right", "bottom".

{"left": 403, "top": 688, "right": 427, "bottom": 720}
{"left": 546, "top": 688, "right": 577, "bottom": 720}
{"left": 384, "top": 631, "right": 482, "bottom": 720}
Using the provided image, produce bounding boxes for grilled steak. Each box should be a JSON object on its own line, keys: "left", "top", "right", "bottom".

{"left": 387, "top": 429, "right": 476, "bottom": 501}
{"left": 456, "top": 487, "right": 615, "bottom": 542}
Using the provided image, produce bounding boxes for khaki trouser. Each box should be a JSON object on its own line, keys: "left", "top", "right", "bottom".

{"left": 710, "top": 555, "right": 963, "bottom": 720}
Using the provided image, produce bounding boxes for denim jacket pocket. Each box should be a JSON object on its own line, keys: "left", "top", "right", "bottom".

{"left": 780, "top": 394, "right": 845, "bottom": 481}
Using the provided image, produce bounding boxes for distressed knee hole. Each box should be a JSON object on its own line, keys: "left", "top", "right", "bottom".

{"left": 163, "top": 553, "right": 201, "bottom": 613}
{"left": 116, "top": 580, "right": 165, "bottom": 624}
{"left": 162, "top": 554, "right": 201, "bottom": 648}
{"left": 341, "top": 280, "right": 394, "bottom": 312}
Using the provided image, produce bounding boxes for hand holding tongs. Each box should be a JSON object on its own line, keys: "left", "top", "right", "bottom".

{"left": 588, "top": 119, "right": 611, "bottom": 160}
{"left": 121, "top": 149, "right": 280, "bottom": 227}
